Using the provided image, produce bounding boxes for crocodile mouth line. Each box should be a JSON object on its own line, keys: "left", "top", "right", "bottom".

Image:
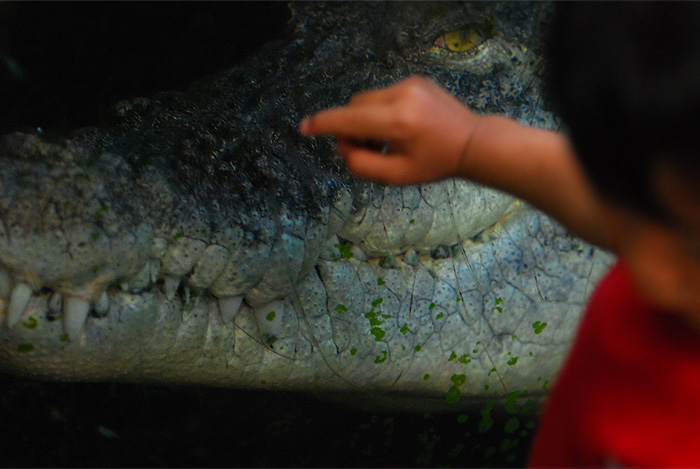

{"left": 0, "top": 190, "right": 521, "bottom": 343}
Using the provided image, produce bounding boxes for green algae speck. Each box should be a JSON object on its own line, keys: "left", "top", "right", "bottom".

{"left": 17, "top": 343, "right": 34, "bottom": 353}
{"left": 436, "top": 312, "right": 444, "bottom": 319}
{"left": 59, "top": 333, "right": 69, "bottom": 342}
{"left": 409, "top": 219, "right": 415, "bottom": 224}
{"left": 400, "top": 323, "right": 409, "bottom": 334}
{"left": 459, "top": 354, "right": 471, "bottom": 364}
{"left": 428, "top": 302, "right": 435, "bottom": 310}
{"left": 90, "top": 232, "right": 100, "bottom": 240}
{"left": 335, "top": 242, "right": 354, "bottom": 259}
{"left": 377, "top": 277, "right": 385, "bottom": 286}
{"left": 448, "top": 351, "right": 457, "bottom": 362}
{"left": 22, "top": 317, "right": 38, "bottom": 330}
{"left": 350, "top": 347, "right": 358, "bottom": 356}
{"left": 266, "top": 311, "right": 276, "bottom": 322}
{"left": 335, "top": 304, "right": 348, "bottom": 314}
{"left": 504, "top": 417, "right": 520, "bottom": 434}
{"left": 445, "top": 385, "right": 461, "bottom": 404}
{"left": 495, "top": 306, "right": 503, "bottom": 313}
{"left": 507, "top": 357, "right": 518, "bottom": 366}
{"left": 478, "top": 400, "right": 495, "bottom": 433}
{"left": 414, "top": 344, "right": 422, "bottom": 352}
{"left": 374, "top": 350, "right": 388, "bottom": 364}
{"left": 423, "top": 374, "right": 430, "bottom": 381}
{"left": 371, "top": 298, "right": 383, "bottom": 307}
{"left": 370, "top": 327, "right": 385, "bottom": 341}
{"left": 532, "top": 321, "right": 548, "bottom": 334}
{"left": 451, "top": 373, "right": 466, "bottom": 386}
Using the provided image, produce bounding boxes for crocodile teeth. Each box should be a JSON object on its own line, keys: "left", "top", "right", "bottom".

{"left": 63, "top": 295, "right": 90, "bottom": 339}
{"left": 7, "top": 283, "right": 32, "bottom": 328}
{"left": 254, "top": 299, "right": 284, "bottom": 341}
{"left": 48, "top": 291, "right": 63, "bottom": 318}
{"left": 93, "top": 291, "right": 109, "bottom": 317}
{"left": 163, "top": 276, "right": 180, "bottom": 301}
{"left": 218, "top": 295, "right": 243, "bottom": 323}
{"left": 149, "top": 260, "right": 161, "bottom": 284}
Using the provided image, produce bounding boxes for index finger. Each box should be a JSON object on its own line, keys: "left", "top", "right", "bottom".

{"left": 300, "top": 106, "right": 405, "bottom": 141}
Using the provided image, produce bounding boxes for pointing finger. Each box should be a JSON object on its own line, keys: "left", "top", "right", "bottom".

{"left": 300, "top": 106, "right": 407, "bottom": 140}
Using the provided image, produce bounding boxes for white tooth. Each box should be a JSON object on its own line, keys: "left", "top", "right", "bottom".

{"left": 0, "top": 267, "right": 11, "bottom": 298}
{"left": 217, "top": 295, "right": 243, "bottom": 323}
{"left": 7, "top": 283, "right": 32, "bottom": 328}
{"left": 94, "top": 291, "right": 109, "bottom": 316}
{"left": 253, "top": 299, "right": 285, "bottom": 341}
{"left": 149, "top": 260, "right": 161, "bottom": 284}
{"left": 48, "top": 292, "right": 63, "bottom": 316}
{"left": 163, "top": 276, "right": 180, "bottom": 300}
{"left": 63, "top": 295, "right": 90, "bottom": 339}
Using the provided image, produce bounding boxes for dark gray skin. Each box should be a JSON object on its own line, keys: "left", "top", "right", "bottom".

{"left": 0, "top": 2, "right": 612, "bottom": 410}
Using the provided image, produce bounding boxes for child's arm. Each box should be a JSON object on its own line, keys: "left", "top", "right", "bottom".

{"left": 300, "top": 76, "right": 611, "bottom": 250}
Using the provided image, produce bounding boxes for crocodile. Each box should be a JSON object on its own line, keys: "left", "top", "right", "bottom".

{"left": 0, "top": 1, "right": 613, "bottom": 410}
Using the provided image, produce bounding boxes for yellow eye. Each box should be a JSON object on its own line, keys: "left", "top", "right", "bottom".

{"left": 434, "top": 28, "right": 485, "bottom": 53}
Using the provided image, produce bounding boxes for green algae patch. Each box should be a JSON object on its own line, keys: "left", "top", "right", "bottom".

{"left": 173, "top": 231, "right": 185, "bottom": 242}
{"left": 532, "top": 321, "right": 548, "bottom": 334}
{"left": 350, "top": 347, "right": 358, "bottom": 356}
{"left": 377, "top": 277, "right": 385, "bottom": 286}
{"left": 507, "top": 357, "right": 518, "bottom": 366}
{"left": 22, "top": 317, "right": 38, "bottom": 330}
{"left": 423, "top": 374, "right": 430, "bottom": 381}
{"left": 504, "top": 417, "right": 520, "bottom": 434}
{"left": 445, "top": 374, "right": 467, "bottom": 404}
{"left": 17, "top": 343, "right": 34, "bottom": 353}
{"left": 414, "top": 345, "right": 422, "bottom": 352}
{"left": 478, "top": 400, "right": 495, "bottom": 434}
{"left": 370, "top": 327, "right": 385, "bottom": 342}
{"left": 458, "top": 354, "right": 472, "bottom": 364}
{"left": 448, "top": 351, "right": 457, "bottom": 362}
{"left": 335, "top": 242, "right": 354, "bottom": 259}
{"left": 400, "top": 323, "right": 409, "bottom": 334}
{"left": 374, "top": 350, "right": 388, "bottom": 364}
{"left": 495, "top": 296, "right": 504, "bottom": 312}
{"left": 266, "top": 311, "right": 276, "bottom": 322}
{"left": 59, "top": 333, "right": 69, "bottom": 342}
{"left": 335, "top": 304, "right": 348, "bottom": 314}
{"left": 428, "top": 302, "right": 435, "bottom": 310}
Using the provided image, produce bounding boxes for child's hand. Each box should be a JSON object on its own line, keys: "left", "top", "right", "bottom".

{"left": 299, "top": 76, "right": 480, "bottom": 185}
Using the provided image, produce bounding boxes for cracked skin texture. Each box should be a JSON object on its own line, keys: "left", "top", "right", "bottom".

{"left": 0, "top": 2, "right": 613, "bottom": 410}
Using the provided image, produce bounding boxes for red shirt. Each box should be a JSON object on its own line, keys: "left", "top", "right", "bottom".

{"left": 529, "top": 261, "right": 700, "bottom": 467}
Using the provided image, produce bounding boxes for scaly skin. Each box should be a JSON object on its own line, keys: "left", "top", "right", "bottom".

{"left": 0, "top": 2, "right": 613, "bottom": 409}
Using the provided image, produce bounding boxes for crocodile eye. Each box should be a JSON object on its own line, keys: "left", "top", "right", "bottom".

{"left": 433, "top": 27, "right": 485, "bottom": 53}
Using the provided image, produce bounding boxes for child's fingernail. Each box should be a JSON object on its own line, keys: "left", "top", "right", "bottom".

{"left": 300, "top": 118, "right": 310, "bottom": 135}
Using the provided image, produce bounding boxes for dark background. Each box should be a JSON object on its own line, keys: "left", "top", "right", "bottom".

{"left": 0, "top": 2, "right": 537, "bottom": 466}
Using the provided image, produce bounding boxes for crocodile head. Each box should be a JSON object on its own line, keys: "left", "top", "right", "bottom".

{"left": 0, "top": 1, "right": 613, "bottom": 409}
